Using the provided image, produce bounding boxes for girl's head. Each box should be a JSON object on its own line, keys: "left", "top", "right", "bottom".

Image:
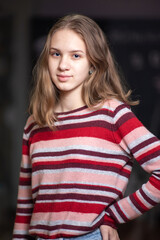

{"left": 45, "top": 14, "right": 109, "bottom": 72}
{"left": 30, "top": 14, "right": 137, "bottom": 128}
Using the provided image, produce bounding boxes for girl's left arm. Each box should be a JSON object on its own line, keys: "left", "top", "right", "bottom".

{"left": 106, "top": 103, "right": 160, "bottom": 224}
{"left": 12, "top": 119, "right": 34, "bottom": 240}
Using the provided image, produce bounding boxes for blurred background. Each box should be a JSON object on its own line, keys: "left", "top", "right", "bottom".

{"left": 0, "top": 0, "right": 160, "bottom": 239}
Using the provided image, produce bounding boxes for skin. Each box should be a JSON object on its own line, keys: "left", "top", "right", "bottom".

{"left": 48, "top": 28, "right": 120, "bottom": 240}
{"left": 48, "top": 28, "right": 91, "bottom": 112}
{"left": 100, "top": 225, "right": 120, "bottom": 240}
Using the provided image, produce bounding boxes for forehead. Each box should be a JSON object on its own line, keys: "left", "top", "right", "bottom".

{"left": 50, "top": 29, "right": 86, "bottom": 51}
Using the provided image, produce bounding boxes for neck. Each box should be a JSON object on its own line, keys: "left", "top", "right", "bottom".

{"left": 55, "top": 90, "right": 85, "bottom": 113}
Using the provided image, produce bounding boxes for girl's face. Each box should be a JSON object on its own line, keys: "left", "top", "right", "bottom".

{"left": 48, "top": 29, "right": 90, "bottom": 96}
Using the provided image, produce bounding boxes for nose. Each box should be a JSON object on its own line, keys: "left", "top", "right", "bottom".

{"left": 58, "top": 56, "right": 70, "bottom": 71}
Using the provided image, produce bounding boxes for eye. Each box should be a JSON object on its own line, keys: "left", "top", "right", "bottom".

{"left": 73, "top": 54, "right": 80, "bottom": 59}
{"left": 53, "top": 52, "right": 60, "bottom": 57}
{"left": 50, "top": 51, "right": 60, "bottom": 57}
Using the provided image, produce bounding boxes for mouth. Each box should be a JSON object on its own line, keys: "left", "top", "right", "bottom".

{"left": 57, "top": 74, "right": 72, "bottom": 82}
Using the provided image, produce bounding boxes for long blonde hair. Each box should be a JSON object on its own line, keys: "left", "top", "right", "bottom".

{"left": 29, "top": 14, "right": 138, "bottom": 128}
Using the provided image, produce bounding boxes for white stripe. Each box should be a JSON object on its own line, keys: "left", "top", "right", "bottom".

{"left": 109, "top": 205, "right": 125, "bottom": 223}
{"left": 39, "top": 188, "right": 118, "bottom": 197}
{"left": 32, "top": 181, "right": 123, "bottom": 192}
{"left": 31, "top": 144, "right": 128, "bottom": 156}
{"left": 128, "top": 133, "right": 154, "bottom": 149}
{"left": 142, "top": 156, "right": 160, "bottom": 168}
{"left": 113, "top": 107, "right": 130, "bottom": 122}
{"left": 127, "top": 196, "right": 141, "bottom": 215}
{"left": 57, "top": 114, "right": 113, "bottom": 126}
{"left": 142, "top": 184, "right": 160, "bottom": 202}
{"left": 32, "top": 168, "right": 128, "bottom": 179}
{"left": 36, "top": 199, "right": 111, "bottom": 205}
{"left": 31, "top": 211, "right": 105, "bottom": 228}
{"left": 137, "top": 190, "right": 153, "bottom": 208}
{"left": 133, "top": 141, "right": 159, "bottom": 158}
{"left": 32, "top": 154, "right": 129, "bottom": 166}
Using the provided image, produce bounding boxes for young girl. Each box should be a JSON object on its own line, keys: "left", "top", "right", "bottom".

{"left": 13, "top": 14, "right": 160, "bottom": 240}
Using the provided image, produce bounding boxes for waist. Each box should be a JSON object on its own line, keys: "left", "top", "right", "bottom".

{"left": 36, "top": 228, "right": 102, "bottom": 240}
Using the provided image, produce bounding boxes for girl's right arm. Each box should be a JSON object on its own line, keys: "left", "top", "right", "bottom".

{"left": 13, "top": 119, "right": 34, "bottom": 240}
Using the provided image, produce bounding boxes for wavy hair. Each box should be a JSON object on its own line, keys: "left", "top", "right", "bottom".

{"left": 29, "top": 14, "right": 138, "bottom": 128}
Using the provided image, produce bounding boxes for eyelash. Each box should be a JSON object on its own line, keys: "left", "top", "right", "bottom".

{"left": 50, "top": 52, "right": 60, "bottom": 57}
{"left": 73, "top": 54, "right": 80, "bottom": 59}
{"left": 50, "top": 52, "right": 81, "bottom": 59}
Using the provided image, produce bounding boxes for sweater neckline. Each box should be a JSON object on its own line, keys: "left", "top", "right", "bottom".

{"left": 55, "top": 105, "right": 88, "bottom": 116}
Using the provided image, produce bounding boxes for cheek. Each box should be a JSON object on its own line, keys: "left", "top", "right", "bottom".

{"left": 48, "top": 62, "right": 56, "bottom": 75}
{"left": 77, "top": 61, "right": 90, "bottom": 74}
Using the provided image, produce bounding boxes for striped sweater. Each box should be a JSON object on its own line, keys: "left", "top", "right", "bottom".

{"left": 13, "top": 99, "right": 160, "bottom": 239}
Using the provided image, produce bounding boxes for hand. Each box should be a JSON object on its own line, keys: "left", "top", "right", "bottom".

{"left": 100, "top": 225, "right": 120, "bottom": 240}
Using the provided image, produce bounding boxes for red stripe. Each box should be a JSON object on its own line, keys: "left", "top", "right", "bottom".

{"left": 114, "top": 103, "right": 130, "bottom": 114}
{"left": 32, "top": 145, "right": 129, "bottom": 161}
{"left": 24, "top": 121, "right": 37, "bottom": 134}
{"left": 149, "top": 176, "right": 160, "bottom": 190}
{"left": 33, "top": 202, "right": 104, "bottom": 214}
{"left": 33, "top": 159, "right": 127, "bottom": 168}
{"left": 115, "top": 117, "right": 142, "bottom": 142}
{"left": 13, "top": 234, "right": 34, "bottom": 239}
{"left": 32, "top": 183, "right": 122, "bottom": 197}
{"left": 130, "top": 194, "right": 147, "bottom": 214}
{"left": 36, "top": 193, "right": 113, "bottom": 203}
{"left": 56, "top": 105, "right": 88, "bottom": 116}
{"left": 114, "top": 202, "right": 129, "bottom": 222}
{"left": 16, "top": 207, "right": 33, "bottom": 214}
{"left": 29, "top": 126, "right": 115, "bottom": 144}
{"left": 131, "top": 137, "right": 158, "bottom": 154}
{"left": 139, "top": 188, "right": 157, "bottom": 206}
{"left": 22, "top": 145, "right": 29, "bottom": 155}
{"left": 103, "top": 214, "right": 117, "bottom": 229}
{"left": 132, "top": 192, "right": 149, "bottom": 212}
{"left": 57, "top": 108, "right": 113, "bottom": 120}
{"left": 19, "top": 177, "right": 31, "bottom": 186}
{"left": 32, "top": 161, "right": 130, "bottom": 178}
{"left": 17, "top": 199, "right": 33, "bottom": 204}
{"left": 15, "top": 215, "right": 31, "bottom": 224}
{"left": 32, "top": 218, "right": 102, "bottom": 239}
{"left": 137, "top": 146, "right": 160, "bottom": 162}
{"left": 30, "top": 220, "right": 102, "bottom": 232}
{"left": 21, "top": 167, "right": 31, "bottom": 173}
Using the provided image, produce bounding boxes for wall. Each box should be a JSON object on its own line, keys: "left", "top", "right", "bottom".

{"left": 0, "top": 0, "right": 160, "bottom": 239}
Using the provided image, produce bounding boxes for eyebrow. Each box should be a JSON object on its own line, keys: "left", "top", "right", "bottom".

{"left": 50, "top": 47, "right": 85, "bottom": 54}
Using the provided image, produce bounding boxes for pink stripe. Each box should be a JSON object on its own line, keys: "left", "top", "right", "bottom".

{"left": 13, "top": 222, "right": 28, "bottom": 231}
{"left": 145, "top": 181, "right": 160, "bottom": 199}
{"left": 119, "top": 198, "right": 138, "bottom": 220}
{"left": 21, "top": 155, "right": 31, "bottom": 164}
{"left": 134, "top": 142, "right": 160, "bottom": 159}
{"left": 122, "top": 126, "right": 149, "bottom": 146}
{"left": 142, "top": 159, "right": 160, "bottom": 172}
{"left": 31, "top": 211, "right": 98, "bottom": 223}
{"left": 17, "top": 187, "right": 32, "bottom": 199}
{"left": 32, "top": 172, "right": 125, "bottom": 189}
{"left": 30, "top": 137, "right": 121, "bottom": 153}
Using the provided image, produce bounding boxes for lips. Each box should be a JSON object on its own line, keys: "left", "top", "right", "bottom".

{"left": 57, "top": 74, "right": 72, "bottom": 82}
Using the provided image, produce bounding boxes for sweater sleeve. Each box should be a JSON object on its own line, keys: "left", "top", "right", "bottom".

{"left": 13, "top": 120, "right": 34, "bottom": 239}
{"left": 106, "top": 103, "right": 160, "bottom": 224}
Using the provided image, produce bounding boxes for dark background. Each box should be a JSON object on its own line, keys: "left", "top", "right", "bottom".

{"left": 0, "top": 0, "right": 160, "bottom": 239}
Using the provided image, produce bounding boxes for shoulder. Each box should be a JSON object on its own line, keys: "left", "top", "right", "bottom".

{"left": 101, "top": 99, "right": 130, "bottom": 113}
{"left": 23, "top": 115, "right": 39, "bottom": 135}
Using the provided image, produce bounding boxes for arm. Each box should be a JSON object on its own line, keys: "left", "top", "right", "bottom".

{"left": 106, "top": 103, "right": 160, "bottom": 224}
{"left": 13, "top": 123, "right": 34, "bottom": 239}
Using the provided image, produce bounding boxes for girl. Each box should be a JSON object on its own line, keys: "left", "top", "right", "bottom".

{"left": 13, "top": 14, "right": 160, "bottom": 240}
